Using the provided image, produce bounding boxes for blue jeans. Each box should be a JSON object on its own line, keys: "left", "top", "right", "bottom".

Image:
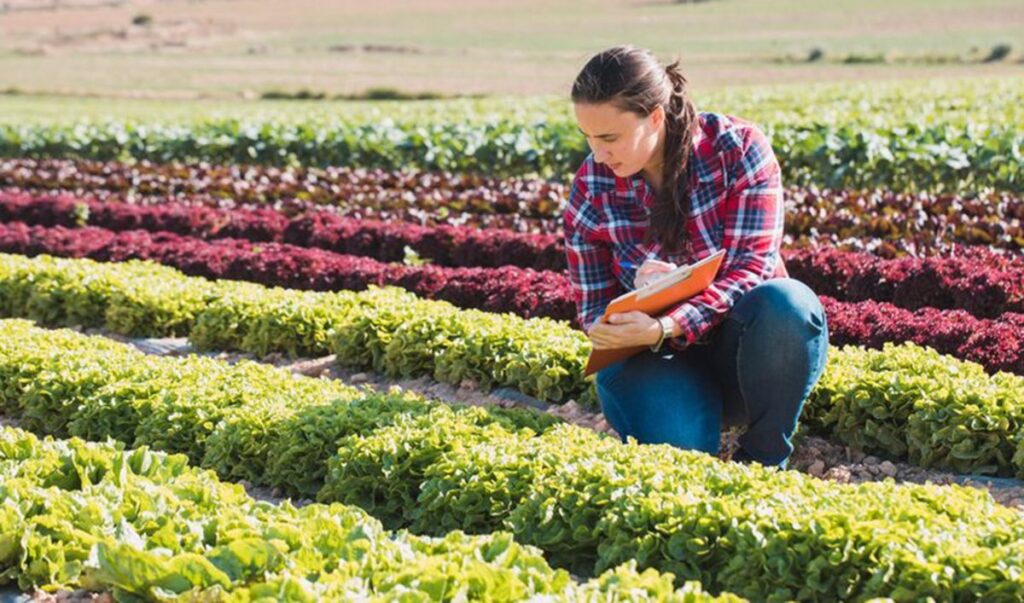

{"left": 595, "top": 278, "right": 829, "bottom": 468}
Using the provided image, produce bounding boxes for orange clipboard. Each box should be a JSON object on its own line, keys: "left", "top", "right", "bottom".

{"left": 584, "top": 249, "right": 727, "bottom": 376}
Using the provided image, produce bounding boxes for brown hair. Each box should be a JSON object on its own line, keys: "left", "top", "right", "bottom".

{"left": 571, "top": 45, "right": 698, "bottom": 254}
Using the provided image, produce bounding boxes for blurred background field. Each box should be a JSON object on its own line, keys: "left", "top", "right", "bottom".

{"left": 1, "top": 0, "right": 1022, "bottom": 103}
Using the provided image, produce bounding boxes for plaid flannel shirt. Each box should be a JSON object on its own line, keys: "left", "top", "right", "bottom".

{"left": 563, "top": 111, "right": 788, "bottom": 350}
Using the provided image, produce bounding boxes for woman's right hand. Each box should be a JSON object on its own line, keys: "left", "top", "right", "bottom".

{"left": 634, "top": 259, "right": 678, "bottom": 289}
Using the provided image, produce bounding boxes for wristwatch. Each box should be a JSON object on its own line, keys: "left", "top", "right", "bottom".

{"left": 649, "top": 316, "right": 675, "bottom": 353}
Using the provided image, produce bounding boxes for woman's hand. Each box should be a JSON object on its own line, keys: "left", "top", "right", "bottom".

{"left": 587, "top": 311, "right": 661, "bottom": 350}
{"left": 634, "top": 259, "right": 677, "bottom": 289}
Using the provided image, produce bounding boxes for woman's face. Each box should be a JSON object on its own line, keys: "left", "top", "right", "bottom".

{"left": 574, "top": 101, "right": 663, "bottom": 178}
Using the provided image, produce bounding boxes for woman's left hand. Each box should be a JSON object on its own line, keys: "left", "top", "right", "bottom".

{"left": 587, "top": 311, "right": 661, "bottom": 350}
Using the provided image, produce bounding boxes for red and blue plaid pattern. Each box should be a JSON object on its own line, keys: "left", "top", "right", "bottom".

{"left": 563, "top": 112, "right": 788, "bottom": 350}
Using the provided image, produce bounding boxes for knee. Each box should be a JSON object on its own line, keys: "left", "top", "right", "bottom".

{"left": 738, "top": 278, "right": 827, "bottom": 337}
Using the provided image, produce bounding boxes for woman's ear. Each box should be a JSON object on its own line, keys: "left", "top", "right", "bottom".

{"left": 650, "top": 105, "right": 665, "bottom": 129}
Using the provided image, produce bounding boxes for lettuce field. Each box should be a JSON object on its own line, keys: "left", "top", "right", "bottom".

{"left": 2, "top": 77, "right": 1024, "bottom": 601}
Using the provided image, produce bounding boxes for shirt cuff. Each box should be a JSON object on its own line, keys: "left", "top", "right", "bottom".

{"left": 664, "top": 303, "right": 707, "bottom": 348}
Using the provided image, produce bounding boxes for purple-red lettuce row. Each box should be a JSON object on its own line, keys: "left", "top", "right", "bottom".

{"left": 785, "top": 246, "right": 1024, "bottom": 318}
{"left": 0, "top": 221, "right": 578, "bottom": 325}
{"left": 0, "top": 189, "right": 565, "bottom": 271}
{"left": 6, "top": 157, "right": 1024, "bottom": 253}
{"left": 0, "top": 158, "right": 566, "bottom": 217}
{"left": 7, "top": 189, "right": 1024, "bottom": 320}
{"left": 281, "top": 210, "right": 565, "bottom": 270}
{"left": 821, "top": 296, "right": 1024, "bottom": 375}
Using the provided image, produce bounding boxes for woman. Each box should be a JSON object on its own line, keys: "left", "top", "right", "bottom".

{"left": 564, "top": 45, "right": 829, "bottom": 468}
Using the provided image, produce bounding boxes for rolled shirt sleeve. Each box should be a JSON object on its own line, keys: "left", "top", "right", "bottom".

{"left": 665, "top": 125, "right": 785, "bottom": 348}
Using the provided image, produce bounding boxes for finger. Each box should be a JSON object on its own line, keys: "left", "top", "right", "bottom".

{"left": 634, "top": 262, "right": 675, "bottom": 274}
{"left": 638, "top": 263, "right": 672, "bottom": 274}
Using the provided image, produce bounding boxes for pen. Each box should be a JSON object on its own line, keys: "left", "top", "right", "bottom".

{"left": 620, "top": 255, "right": 653, "bottom": 272}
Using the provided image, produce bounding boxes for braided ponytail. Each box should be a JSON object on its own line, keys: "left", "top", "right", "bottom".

{"left": 648, "top": 61, "right": 699, "bottom": 255}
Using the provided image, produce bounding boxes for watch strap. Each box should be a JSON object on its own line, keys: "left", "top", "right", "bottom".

{"left": 649, "top": 316, "right": 674, "bottom": 353}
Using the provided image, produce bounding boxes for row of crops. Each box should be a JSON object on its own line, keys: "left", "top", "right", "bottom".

{"left": 1, "top": 421, "right": 738, "bottom": 601}
{"left": 1, "top": 77, "right": 1022, "bottom": 191}
{"left": 6, "top": 159, "right": 1024, "bottom": 254}
{"left": 2, "top": 77, "right": 1024, "bottom": 600}
{"left": 3, "top": 320, "right": 1024, "bottom": 601}
{"left": 4, "top": 181, "right": 1024, "bottom": 295}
